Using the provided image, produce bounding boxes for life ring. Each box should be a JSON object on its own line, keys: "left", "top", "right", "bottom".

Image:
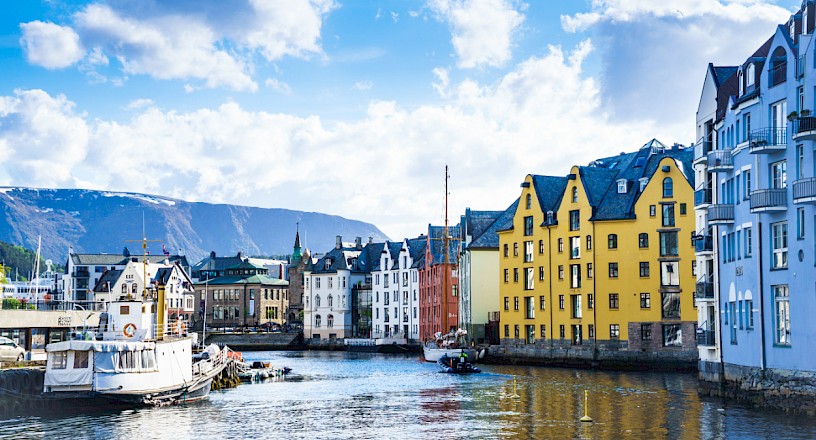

{"left": 123, "top": 323, "right": 137, "bottom": 338}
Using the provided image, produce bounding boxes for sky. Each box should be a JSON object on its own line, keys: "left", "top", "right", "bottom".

{"left": 0, "top": 0, "right": 801, "bottom": 243}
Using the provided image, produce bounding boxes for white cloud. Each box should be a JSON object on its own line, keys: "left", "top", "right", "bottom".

{"left": 19, "top": 21, "right": 84, "bottom": 69}
{"left": 0, "top": 40, "right": 659, "bottom": 240}
{"left": 428, "top": 0, "right": 526, "bottom": 69}
{"left": 265, "top": 78, "right": 293, "bottom": 95}
{"left": 19, "top": 0, "right": 336, "bottom": 91}
{"left": 432, "top": 67, "right": 450, "bottom": 97}
{"left": 560, "top": 0, "right": 794, "bottom": 137}
{"left": 353, "top": 80, "right": 373, "bottom": 91}
{"left": 124, "top": 99, "right": 154, "bottom": 110}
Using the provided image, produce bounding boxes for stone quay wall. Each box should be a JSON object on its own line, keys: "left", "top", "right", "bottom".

{"left": 699, "top": 361, "right": 816, "bottom": 415}
{"left": 205, "top": 332, "right": 304, "bottom": 351}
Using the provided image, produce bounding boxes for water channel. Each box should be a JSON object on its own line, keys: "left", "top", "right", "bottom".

{"left": 2, "top": 351, "right": 815, "bottom": 439}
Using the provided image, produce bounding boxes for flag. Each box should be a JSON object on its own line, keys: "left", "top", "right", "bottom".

{"left": 162, "top": 244, "right": 170, "bottom": 256}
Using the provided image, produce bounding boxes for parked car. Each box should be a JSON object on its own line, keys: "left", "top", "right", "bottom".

{"left": 0, "top": 336, "right": 25, "bottom": 362}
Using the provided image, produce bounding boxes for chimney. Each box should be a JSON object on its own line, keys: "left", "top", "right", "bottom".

{"left": 355, "top": 237, "right": 362, "bottom": 249}
{"left": 368, "top": 237, "right": 373, "bottom": 244}
{"left": 237, "top": 251, "right": 243, "bottom": 259}
{"left": 336, "top": 235, "right": 342, "bottom": 249}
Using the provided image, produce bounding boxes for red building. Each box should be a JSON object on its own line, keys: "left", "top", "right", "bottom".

{"left": 418, "top": 224, "right": 461, "bottom": 341}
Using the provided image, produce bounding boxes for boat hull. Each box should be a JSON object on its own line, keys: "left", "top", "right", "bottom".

{"left": 422, "top": 346, "right": 477, "bottom": 363}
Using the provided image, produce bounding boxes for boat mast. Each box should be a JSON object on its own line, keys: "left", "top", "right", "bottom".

{"left": 443, "top": 165, "right": 449, "bottom": 334}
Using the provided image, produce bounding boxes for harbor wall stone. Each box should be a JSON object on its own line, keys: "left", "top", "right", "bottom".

{"left": 698, "top": 362, "right": 816, "bottom": 415}
{"left": 205, "top": 332, "right": 304, "bottom": 351}
{"left": 485, "top": 338, "right": 697, "bottom": 372}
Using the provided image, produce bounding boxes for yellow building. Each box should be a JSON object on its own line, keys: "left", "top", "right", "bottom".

{"left": 498, "top": 140, "right": 697, "bottom": 360}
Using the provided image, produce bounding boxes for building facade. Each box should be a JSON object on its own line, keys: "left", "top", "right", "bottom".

{"left": 694, "top": 2, "right": 816, "bottom": 411}
{"left": 418, "top": 225, "right": 461, "bottom": 341}
{"left": 286, "top": 228, "right": 310, "bottom": 324}
{"left": 499, "top": 141, "right": 698, "bottom": 364}
{"left": 370, "top": 238, "right": 425, "bottom": 341}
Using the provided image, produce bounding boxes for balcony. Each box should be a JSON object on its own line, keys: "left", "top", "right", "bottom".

{"left": 748, "top": 128, "right": 787, "bottom": 154}
{"left": 749, "top": 188, "right": 787, "bottom": 213}
{"left": 706, "top": 149, "right": 733, "bottom": 171}
{"left": 792, "top": 116, "right": 816, "bottom": 141}
{"left": 768, "top": 60, "right": 786, "bottom": 88}
{"left": 694, "top": 187, "right": 712, "bottom": 208}
{"left": 695, "top": 277, "right": 715, "bottom": 299}
{"left": 793, "top": 178, "right": 816, "bottom": 204}
{"left": 707, "top": 204, "right": 734, "bottom": 225}
{"left": 694, "top": 233, "right": 714, "bottom": 255}
{"left": 696, "top": 329, "right": 716, "bottom": 347}
{"left": 694, "top": 140, "right": 713, "bottom": 165}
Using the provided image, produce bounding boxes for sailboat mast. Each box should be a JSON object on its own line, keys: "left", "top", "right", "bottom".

{"left": 443, "top": 165, "right": 449, "bottom": 334}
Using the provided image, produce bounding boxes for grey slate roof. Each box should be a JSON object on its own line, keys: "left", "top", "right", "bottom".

{"left": 531, "top": 175, "right": 569, "bottom": 216}
{"left": 469, "top": 199, "right": 519, "bottom": 249}
{"left": 92, "top": 269, "right": 123, "bottom": 292}
{"left": 355, "top": 242, "right": 385, "bottom": 273}
{"left": 308, "top": 245, "right": 363, "bottom": 274}
{"left": 72, "top": 253, "right": 190, "bottom": 269}
{"left": 425, "top": 224, "right": 461, "bottom": 266}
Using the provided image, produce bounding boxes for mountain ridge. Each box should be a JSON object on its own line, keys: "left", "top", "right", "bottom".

{"left": 0, "top": 187, "right": 389, "bottom": 264}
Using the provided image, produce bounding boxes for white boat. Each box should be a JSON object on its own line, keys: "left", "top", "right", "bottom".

{"left": 43, "top": 285, "right": 230, "bottom": 406}
{"left": 422, "top": 329, "right": 478, "bottom": 362}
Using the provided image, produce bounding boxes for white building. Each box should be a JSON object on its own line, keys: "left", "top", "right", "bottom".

{"left": 370, "top": 238, "right": 425, "bottom": 341}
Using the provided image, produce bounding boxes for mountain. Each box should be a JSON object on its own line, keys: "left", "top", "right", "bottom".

{"left": 0, "top": 241, "right": 48, "bottom": 281}
{"left": 0, "top": 187, "right": 389, "bottom": 264}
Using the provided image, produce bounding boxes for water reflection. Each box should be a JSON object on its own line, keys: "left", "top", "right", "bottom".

{"left": 2, "top": 351, "right": 815, "bottom": 439}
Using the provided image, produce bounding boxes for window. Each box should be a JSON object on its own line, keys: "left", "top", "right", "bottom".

{"left": 745, "top": 227, "right": 753, "bottom": 257}
{"left": 640, "top": 292, "right": 651, "bottom": 309}
{"left": 771, "top": 222, "right": 788, "bottom": 269}
{"left": 525, "top": 194, "right": 532, "bottom": 209}
{"left": 513, "top": 243, "right": 518, "bottom": 257}
{"left": 570, "top": 264, "right": 581, "bottom": 288}
{"left": 525, "top": 297, "right": 534, "bottom": 319}
{"left": 587, "top": 294, "right": 594, "bottom": 309}
{"left": 524, "top": 268, "right": 534, "bottom": 290}
{"left": 327, "top": 314, "right": 334, "bottom": 328}
{"left": 504, "top": 269, "right": 509, "bottom": 283}
{"left": 588, "top": 324, "right": 595, "bottom": 339}
{"left": 650, "top": 205, "right": 656, "bottom": 217}
{"left": 557, "top": 238, "right": 563, "bottom": 253}
{"left": 570, "top": 237, "right": 580, "bottom": 259}
{"left": 680, "top": 203, "right": 687, "bottom": 215}
{"left": 571, "top": 325, "right": 583, "bottom": 345}
{"left": 569, "top": 210, "right": 580, "bottom": 231}
{"left": 662, "top": 204, "right": 675, "bottom": 227}
{"left": 617, "top": 179, "right": 627, "bottom": 194}
{"left": 539, "top": 266, "right": 545, "bottom": 281}
{"left": 610, "top": 324, "right": 620, "bottom": 340}
{"left": 524, "top": 216, "right": 534, "bottom": 236}
{"left": 511, "top": 268, "right": 518, "bottom": 283}
{"left": 797, "top": 208, "right": 805, "bottom": 240}
{"left": 744, "top": 169, "right": 752, "bottom": 199}
{"left": 608, "top": 263, "right": 618, "bottom": 278}
{"left": 315, "top": 315, "right": 322, "bottom": 328}
{"left": 660, "top": 231, "right": 678, "bottom": 256}
{"left": 571, "top": 187, "right": 578, "bottom": 203}
{"left": 514, "top": 325, "right": 520, "bottom": 339}
{"left": 524, "top": 241, "right": 533, "bottom": 262}
{"left": 661, "top": 292, "right": 680, "bottom": 319}
{"left": 608, "top": 234, "right": 617, "bottom": 249}
{"left": 328, "top": 295, "right": 333, "bottom": 307}
{"left": 538, "top": 240, "right": 544, "bottom": 254}
{"left": 315, "top": 295, "right": 321, "bottom": 307}
{"left": 571, "top": 295, "right": 582, "bottom": 318}
{"left": 503, "top": 244, "right": 509, "bottom": 258}
{"left": 663, "top": 178, "right": 673, "bottom": 198}
{"left": 539, "top": 296, "right": 546, "bottom": 310}
{"left": 746, "top": 298, "right": 754, "bottom": 329}
{"left": 526, "top": 325, "right": 535, "bottom": 344}
{"left": 559, "top": 325, "right": 565, "bottom": 339}
{"left": 504, "top": 297, "right": 509, "bottom": 311}
{"left": 504, "top": 325, "right": 509, "bottom": 338}
{"left": 558, "top": 265, "right": 564, "bottom": 280}
{"left": 663, "top": 324, "right": 682, "bottom": 346}
{"left": 774, "top": 285, "right": 790, "bottom": 345}
{"left": 771, "top": 160, "right": 787, "bottom": 189}
{"left": 514, "top": 297, "right": 519, "bottom": 311}
{"left": 639, "top": 262, "right": 650, "bottom": 277}
{"left": 586, "top": 235, "right": 592, "bottom": 250}
{"left": 638, "top": 233, "right": 649, "bottom": 248}
{"left": 641, "top": 324, "right": 652, "bottom": 341}
{"left": 559, "top": 295, "right": 565, "bottom": 310}
{"left": 609, "top": 293, "right": 619, "bottom": 309}
{"left": 587, "top": 263, "right": 593, "bottom": 279}
{"left": 540, "top": 325, "right": 547, "bottom": 338}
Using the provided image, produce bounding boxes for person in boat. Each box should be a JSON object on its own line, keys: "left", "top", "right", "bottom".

{"left": 459, "top": 350, "right": 467, "bottom": 363}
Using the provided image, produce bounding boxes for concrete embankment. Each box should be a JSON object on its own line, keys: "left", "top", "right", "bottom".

{"left": 485, "top": 342, "right": 697, "bottom": 372}
{"left": 205, "top": 332, "right": 305, "bottom": 351}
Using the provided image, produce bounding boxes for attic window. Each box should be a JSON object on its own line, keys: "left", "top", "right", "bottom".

{"left": 617, "top": 179, "right": 627, "bottom": 194}
{"left": 639, "top": 178, "right": 649, "bottom": 192}
{"left": 746, "top": 63, "right": 755, "bottom": 86}
{"left": 526, "top": 194, "right": 532, "bottom": 209}
{"left": 324, "top": 259, "right": 332, "bottom": 270}
{"left": 571, "top": 187, "right": 578, "bottom": 203}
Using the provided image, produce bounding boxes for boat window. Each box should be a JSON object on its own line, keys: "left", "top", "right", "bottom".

{"left": 51, "top": 352, "right": 68, "bottom": 369}
{"left": 120, "top": 305, "right": 130, "bottom": 314}
{"left": 141, "top": 350, "right": 157, "bottom": 370}
{"left": 73, "top": 351, "right": 89, "bottom": 369}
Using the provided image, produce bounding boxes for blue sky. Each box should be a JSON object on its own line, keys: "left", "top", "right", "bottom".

{"left": 0, "top": 0, "right": 801, "bottom": 243}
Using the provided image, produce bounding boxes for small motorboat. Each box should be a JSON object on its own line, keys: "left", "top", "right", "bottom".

{"left": 237, "top": 361, "right": 290, "bottom": 382}
{"left": 437, "top": 353, "right": 481, "bottom": 374}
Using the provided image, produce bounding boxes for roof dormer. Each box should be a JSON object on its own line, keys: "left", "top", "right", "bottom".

{"left": 617, "top": 179, "right": 628, "bottom": 194}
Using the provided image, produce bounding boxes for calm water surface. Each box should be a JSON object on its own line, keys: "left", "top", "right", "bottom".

{"left": 2, "top": 351, "right": 815, "bottom": 439}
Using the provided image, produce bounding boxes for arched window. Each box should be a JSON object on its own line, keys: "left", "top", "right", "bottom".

{"left": 769, "top": 46, "right": 787, "bottom": 88}
{"left": 525, "top": 194, "right": 532, "bottom": 209}
{"left": 315, "top": 315, "right": 322, "bottom": 328}
{"left": 327, "top": 314, "right": 334, "bottom": 328}
{"left": 572, "top": 187, "right": 578, "bottom": 203}
{"left": 132, "top": 283, "right": 138, "bottom": 293}
{"left": 328, "top": 295, "right": 333, "bottom": 307}
{"left": 315, "top": 295, "right": 321, "bottom": 307}
{"left": 608, "top": 234, "right": 618, "bottom": 249}
{"left": 663, "top": 177, "right": 673, "bottom": 198}
{"left": 121, "top": 284, "right": 127, "bottom": 293}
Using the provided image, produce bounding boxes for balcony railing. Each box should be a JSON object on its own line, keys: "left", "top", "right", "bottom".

{"left": 694, "top": 234, "right": 714, "bottom": 253}
{"left": 707, "top": 149, "right": 733, "bottom": 171}
{"left": 708, "top": 204, "right": 734, "bottom": 224}
{"left": 748, "top": 127, "right": 787, "bottom": 154}
{"left": 694, "top": 140, "right": 713, "bottom": 163}
{"left": 694, "top": 187, "right": 712, "bottom": 207}
{"left": 793, "top": 178, "right": 816, "bottom": 204}
{"left": 796, "top": 56, "right": 805, "bottom": 78}
{"left": 696, "top": 329, "right": 716, "bottom": 347}
{"left": 750, "top": 188, "right": 787, "bottom": 212}
{"left": 768, "top": 61, "right": 786, "bottom": 87}
{"left": 695, "top": 278, "right": 715, "bottom": 299}
{"left": 793, "top": 116, "right": 816, "bottom": 141}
